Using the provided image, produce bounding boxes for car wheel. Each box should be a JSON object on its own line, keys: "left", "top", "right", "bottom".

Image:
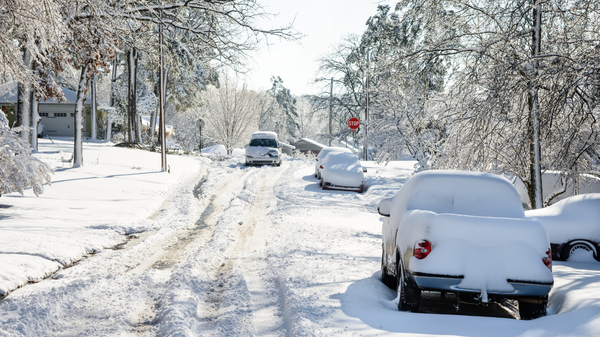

{"left": 396, "top": 255, "right": 420, "bottom": 312}
{"left": 561, "top": 240, "right": 598, "bottom": 261}
{"left": 381, "top": 246, "right": 397, "bottom": 289}
{"left": 519, "top": 296, "right": 547, "bottom": 320}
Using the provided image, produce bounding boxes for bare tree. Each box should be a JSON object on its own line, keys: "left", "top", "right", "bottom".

{"left": 200, "top": 75, "right": 260, "bottom": 155}
{"left": 385, "top": 0, "right": 600, "bottom": 208}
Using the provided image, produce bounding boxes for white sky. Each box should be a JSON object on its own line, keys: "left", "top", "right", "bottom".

{"left": 239, "top": 0, "right": 395, "bottom": 96}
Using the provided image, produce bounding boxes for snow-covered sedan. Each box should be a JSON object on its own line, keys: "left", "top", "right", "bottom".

{"left": 319, "top": 152, "right": 366, "bottom": 193}
{"left": 526, "top": 193, "right": 600, "bottom": 262}
{"left": 314, "top": 146, "right": 353, "bottom": 179}
{"left": 379, "top": 170, "right": 553, "bottom": 319}
{"left": 245, "top": 131, "right": 282, "bottom": 166}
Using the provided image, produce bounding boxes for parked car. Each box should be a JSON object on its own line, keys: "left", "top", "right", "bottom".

{"left": 314, "top": 147, "right": 352, "bottom": 179}
{"left": 319, "top": 152, "right": 366, "bottom": 193}
{"left": 379, "top": 170, "right": 553, "bottom": 319}
{"left": 245, "top": 131, "right": 282, "bottom": 166}
{"left": 526, "top": 193, "right": 600, "bottom": 262}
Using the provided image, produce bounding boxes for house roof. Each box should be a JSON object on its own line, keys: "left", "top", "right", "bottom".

{"left": 294, "top": 138, "right": 327, "bottom": 150}
{"left": 0, "top": 82, "right": 90, "bottom": 104}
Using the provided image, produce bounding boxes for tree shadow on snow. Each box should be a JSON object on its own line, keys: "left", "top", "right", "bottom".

{"left": 334, "top": 271, "right": 595, "bottom": 336}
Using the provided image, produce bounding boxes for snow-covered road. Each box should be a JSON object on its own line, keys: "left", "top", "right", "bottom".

{"left": 1, "top": 140, "right": 600, "bottom": 336}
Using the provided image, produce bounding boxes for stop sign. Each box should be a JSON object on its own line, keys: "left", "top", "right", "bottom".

{"left": 348, "top": 117, "right": 360, "bottom": 130}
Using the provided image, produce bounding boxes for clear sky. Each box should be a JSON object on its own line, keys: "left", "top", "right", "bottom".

{"left": 239, "top": 0, "right": 395, "bottom": 96}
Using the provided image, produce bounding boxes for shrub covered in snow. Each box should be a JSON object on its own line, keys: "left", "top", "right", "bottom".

{"left": 0, "top": 113, "right": 52, "bottom": 196}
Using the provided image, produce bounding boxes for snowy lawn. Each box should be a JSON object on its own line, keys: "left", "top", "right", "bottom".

{"left": 0, "top": 139, "right": 599, "bottom": 336}
{"left": 0, "top": 137, "right": 208, "bottom": 295}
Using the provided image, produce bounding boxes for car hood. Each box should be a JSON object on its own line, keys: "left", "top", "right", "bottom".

{"left": 246, "top": 146, "right": 279, "bottom": 158}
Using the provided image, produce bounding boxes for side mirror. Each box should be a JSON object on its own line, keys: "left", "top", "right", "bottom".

{"left": 315, "top": 158, "right": 318, "bottom": 161}
{"left": 378, "top": 197, "right": 392, "bottom": 217}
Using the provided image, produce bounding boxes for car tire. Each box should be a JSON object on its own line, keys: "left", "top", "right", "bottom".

{"left": 381, "top": 246, "right": 397, "bottom": 289}
{"left": 519, "top": 296, "right": 547, "bottom": 320}
{"left": 561, "top": 240, "right": 598, "bottom": 261}
{"left": 396, "top": 256, "right": 420, "bottom": 312}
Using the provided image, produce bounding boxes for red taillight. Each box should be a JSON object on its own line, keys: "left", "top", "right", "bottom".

{"left": 320, "top": 165, "right": 323, "bottom": 169}
{"left": 413, "top": 240, "right": 431, "bottom": 259}
{"left": 543, "top": 249, "right": 552, "bottom": 270}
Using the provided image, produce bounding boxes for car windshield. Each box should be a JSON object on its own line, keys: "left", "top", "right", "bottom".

{"left": 249, "top": 139, "right": 278, "bottom": 148}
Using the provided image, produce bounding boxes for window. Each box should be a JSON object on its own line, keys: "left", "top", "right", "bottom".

{"left": 249, "top": 139, "right": 278, "bottom": 148}
{"left": 70, "top": 113, "right": 74, "bottom": 117}
{"left": 39, "top": 113, "right": 49, "bottom": 117}
{"left": 54, "top": 113, "right": 67, "bottom": 117}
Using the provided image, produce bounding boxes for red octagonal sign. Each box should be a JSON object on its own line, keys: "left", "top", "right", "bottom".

{"left": 348, "top": 117, "right": 360, "bottom": 130}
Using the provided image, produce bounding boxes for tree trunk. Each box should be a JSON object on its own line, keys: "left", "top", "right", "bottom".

{"left": 528, "top": 0, "right": 544, "bottom": 209}
{"left": 73, "top": 63, "right": 91, "bottom": 168}
{"left": 127, "top": 48, "right": 138, "bottom": 143}
{"left": 16, "top": 81, "right": 30, "bottom": 138}
{"left": 30, "top": 86, "right": 40, "bottom": 151}
{"left": 15, "top": 46, "right": 32, "bottom": 143}
{"left": 108, "top": 57, "right": 118, "bottom": 142}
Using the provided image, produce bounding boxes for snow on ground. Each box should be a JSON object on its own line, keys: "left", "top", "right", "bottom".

{"left": 1, "top": 139, "right": 600, "bottom": 336}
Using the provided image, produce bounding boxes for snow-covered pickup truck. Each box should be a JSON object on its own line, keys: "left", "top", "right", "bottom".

{"left": 379, "top": 170, "right": 553, "bottom": 320}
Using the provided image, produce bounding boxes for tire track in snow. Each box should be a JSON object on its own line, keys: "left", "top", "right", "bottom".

{"left": 194, "top": 163, "right": 293, "bottom": 336}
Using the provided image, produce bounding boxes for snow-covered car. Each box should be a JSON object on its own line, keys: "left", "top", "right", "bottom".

{"left": 314, "top": 146, "right": 352, "bottom": 179}
{"left": 526, "top": 193, "right": 600, "bottom": 262}
{"left": 245, "top": 131, "right": 282, "bottom": 166}
{"left": 379, "top": 170, "right": 553, "bottom": 319}
{"left": 319, "top": 152, "right": 366, "bottom": 193}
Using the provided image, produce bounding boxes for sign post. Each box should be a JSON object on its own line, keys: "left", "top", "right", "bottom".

{"left": 348, "top": 117, "right": 360, "bottom": 151}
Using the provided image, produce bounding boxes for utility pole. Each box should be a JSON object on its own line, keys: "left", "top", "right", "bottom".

{"left": 91, "top": 74, "right": 97, "bottom": 140}
{"left": 364, "top": 52, "right": 370, "bottom": 161}
{"left": 529, "top": 0, "right": 543, "bottom": 208}
{"left": 159, "top": 12, "right": 167, "bottom": 172}
{"left": 329, "top": 77, "right": 333, "bottom": 146}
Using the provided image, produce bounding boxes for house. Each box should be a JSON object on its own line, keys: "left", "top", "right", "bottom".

{"left": 141, "top": 116, "right": 174, "bottom": 137}
{"left": 291, "top": 138, "right": 327, "bottom": 155}
{"left": 0, "top": 82, "right": 94, "bottom": 137}
{"left": 279, "top": 142, "right": 295, "bottom": 155}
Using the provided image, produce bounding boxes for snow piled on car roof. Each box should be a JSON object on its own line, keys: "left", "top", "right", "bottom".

{"left": 391, "top": 170, "right": 525, "bottom": 219}
{"left": 317, "top": 146, "right": 352, "bottom": 160}
{"left": 250, "top": 131, "right": 278, "bottom": 139}
{"left": 526, "top": 193, "right": 600, "bottom": 243}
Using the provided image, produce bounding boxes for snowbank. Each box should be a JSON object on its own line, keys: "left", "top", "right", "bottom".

{"left": 201, "top": 144, "right": 227, "bottom": 155}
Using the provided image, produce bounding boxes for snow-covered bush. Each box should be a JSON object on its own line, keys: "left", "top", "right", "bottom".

{"left": 0, "top": 113, "right": 52, "bottom": 197}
